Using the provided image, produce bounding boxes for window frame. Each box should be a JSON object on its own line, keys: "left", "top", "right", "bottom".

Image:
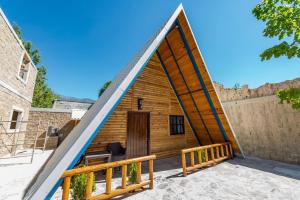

{"left": 169, "top": 115, "right": 185, "bottom": 135}
{"left": 8, "top": 106, "right": 24, "bottom": 132}
{"left": 16, "top": 51, "right": 30, "bottom": 85}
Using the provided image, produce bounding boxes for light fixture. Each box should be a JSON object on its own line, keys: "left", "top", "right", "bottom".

{"left": 138, "top": 97, "right": 143, "bottom": 110}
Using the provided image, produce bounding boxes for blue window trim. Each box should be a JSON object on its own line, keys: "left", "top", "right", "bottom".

{"left": 156, "top": 50, "right": 202, "bottom": 146}
{"left": 165, "top": 37, "right": 214, "bottom": 144}
{"left": 175, "top": 19, "right": 229, "bottom": 142}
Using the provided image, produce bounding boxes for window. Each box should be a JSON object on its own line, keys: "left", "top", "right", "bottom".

{"left": 18, "top": 53, "right": 30, "bottom": 83}
{"left": 9, "top": 109, "right": 23, "bottom": 130}
{"left": 169, "top": 115, "right": 185, "bottom": 135}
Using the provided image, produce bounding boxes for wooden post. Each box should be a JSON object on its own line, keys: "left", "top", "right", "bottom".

{"left": 62, "top": 176, "right": 71, "bottom": 200}
{"left": 149, "top": 159, "right": 154, "bottom": 189}
{"left": 225, "top": 144, "right": 229, "bottom": 157}
{"left": 190, "top": 151, "right": 195, "bottom": 167}
{"left": 121, "top": 165, "right": 127, "bottom": 189}
{"left": 205, "top": 148, "right": 208, "bottom": 162}
{"left": 216, "top": 146, "right": 220, "bottom": 159}
{"left": 210, "top": 147, "right": 215, "bottom": 162}
{"left": 181, "top": 152, "right": 187, "bottom": 176}
{"left": 221, "top": 145, "right": 224, "bottom": 157}
{"left": 197, "top": 150, "right": 202, "bottom": 165}
{"left": 85, "top": 172, "right": 94, "bottom": 199}
{"left": 136, "top": 162, "right": 142, "bottom": 184}
{"left": 106, "top": 168, "right": 113, "bottom": 194}
{"left": 229, "top": 143, "right": 233, "bottom": 158}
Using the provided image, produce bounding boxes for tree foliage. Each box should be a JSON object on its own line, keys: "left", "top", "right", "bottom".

{"left": 98, "top": 81, "right": 111, "bottom": 97}
{"left": 253, "top": 0, "right": 300, "bottom": 109}
{"left": 253, "top": 0, "right": 300, "bottom": 61}
{"left": 13, "top": 24, "right": 56, "bottom": 107}
{"left": 31, "top": 67, "right": 57, "bottom": 108}
{"left": 276, "top": 88, "right": 300, "bottom": 108}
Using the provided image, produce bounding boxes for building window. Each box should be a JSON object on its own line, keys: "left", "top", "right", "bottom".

{"left": 169, "top": 115, "right": 185, "bottom": 135}
{"left": 18, "top": 53, "right": 30, "bottom": 83}
{"left": 9, "top": 109, "right": 23, "bottom": 130}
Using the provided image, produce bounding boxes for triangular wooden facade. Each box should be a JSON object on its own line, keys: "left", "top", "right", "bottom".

{"left": 24, "top": 5, "right": 243, "bottom": 200}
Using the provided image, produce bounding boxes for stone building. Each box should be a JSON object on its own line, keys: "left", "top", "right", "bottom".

{"left": 0, "top": 8, "right": 37, "bottom": 154}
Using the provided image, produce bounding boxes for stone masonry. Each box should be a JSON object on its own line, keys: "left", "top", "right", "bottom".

{"left": 215, "top": 78, "right": 300, "bottom": 102}
{"left": 26, "top": 108, "right": 76, "bottom": 150}
{"left": 215, "top": 78, "right": 300, "bottom": 164}
{"left": 0, "top": 9, "right": 37, "bottom": 155}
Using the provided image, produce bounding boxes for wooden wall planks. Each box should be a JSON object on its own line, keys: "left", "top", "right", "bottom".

{"left": 86, "top": 53, "right": 198, "bottom": 159}
{"left": 86, "top": 11, "right": 242, "bottom": 158}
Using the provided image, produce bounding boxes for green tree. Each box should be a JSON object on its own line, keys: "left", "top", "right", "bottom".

{"left": 253, "top": 0, "right": 300, "bottom": 61}
{"left": 13, "top": 24, "right": 56, "bottom": 107}
{"left": 98, "top": 81, "right": 111, "bottom": 97}
{"left": 253, "top": 0, "right": 300, "bottom": 109}
{"left": 276, "top": 88, "right": 300, "bottom": 108}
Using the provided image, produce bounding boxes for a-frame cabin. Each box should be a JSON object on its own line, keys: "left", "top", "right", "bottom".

{"left": 24, "top": 4, "right": 243, "bottom": 200}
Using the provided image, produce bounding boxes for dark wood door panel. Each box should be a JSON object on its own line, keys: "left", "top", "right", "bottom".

{"left": 127, "top": 112, "right": 150, "bottom": 158}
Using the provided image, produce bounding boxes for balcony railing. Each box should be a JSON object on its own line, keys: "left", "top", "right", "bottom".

{"left": 181, "top": 142, "right": 233, "bottom": 176}
{"left": 62, "top": 154, "right": 156, "bottom": 200}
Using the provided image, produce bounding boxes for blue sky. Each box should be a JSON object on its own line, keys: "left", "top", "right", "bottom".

{"left": 1, "top": 0, "right": 300, "bottom": 100}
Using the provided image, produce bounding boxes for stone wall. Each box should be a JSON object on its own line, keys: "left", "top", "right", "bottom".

{"left": 0, "top": 10, "right": 37, "bottom": 155}
{"left": 215, "top": 78, "right": 300, "bottom": 102}
{"left": 0, "top": 10, "right": 37, "bottom": 99}
{"left": 216, "top": 80, "right": 300, "bottom": 164}
{"left": 26, "top": 108, "right": 76, "bottom": 150}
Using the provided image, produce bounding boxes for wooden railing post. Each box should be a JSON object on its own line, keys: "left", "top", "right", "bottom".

{"left": 121, "top": 165, "right": 127, "bottom": 189}
{"left": 149, "top": 159, "right": 154, "bottom": 189}
{"left": 229, "top": 143, "right": 233, "bottom": 158}
{"left": 106, "top": 168, "right": 113, "bottom": 194}
{"left": 136, "top": 162, "right": 142, "bottom": 184}
{"left": 190, "top": 151, "right": 195, "bottom": 167}
{"left": 85, "top": 172, "right": 94, "bottom": 199}
{"left": 210, "top": 147, "right": 215, "bottom": 162}
{"left": 216, "top": 146, "right": 220, "bottom": 159}
{"left": 225, "top": 144, "right": 229, "bottom": 157}
{"left": 205, "top": 148, "right": 208, "bottom": 162}
{"left": 181, "top": 151, "right": 187, "bottom": 176}
{"left": 221, "top": 145, "right": 224, "bottom": 157}
{"left": 62, "top": 155, "right": 156, "bottom": 200}
{"left": 197, "top": 150, "right": 202, "bottom": 165}
{"left": 62, "top": 176, "right": 71, "bottom": 200}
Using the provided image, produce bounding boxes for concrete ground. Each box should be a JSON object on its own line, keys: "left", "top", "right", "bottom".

{"left": 53, "top": 156, "right": 300, "bottom": 200}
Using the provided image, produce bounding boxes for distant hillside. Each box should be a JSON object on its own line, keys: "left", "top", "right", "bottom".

{"left": 57, "top": 95, "right": 95, "bottom": 104}
{"left": 214, "top": 78, "right": 300, "bottom": 102}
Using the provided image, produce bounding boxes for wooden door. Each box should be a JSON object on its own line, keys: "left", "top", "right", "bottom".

{"left": 127, "top": 112, "right": 150, "bottom": 158}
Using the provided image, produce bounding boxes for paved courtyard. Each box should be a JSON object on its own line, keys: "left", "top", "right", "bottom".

{"left": 53, "top": 156, "right": 300, "bottom": 200}
{"left": 1, "top": 150, "right": 299, "bottom": 200}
